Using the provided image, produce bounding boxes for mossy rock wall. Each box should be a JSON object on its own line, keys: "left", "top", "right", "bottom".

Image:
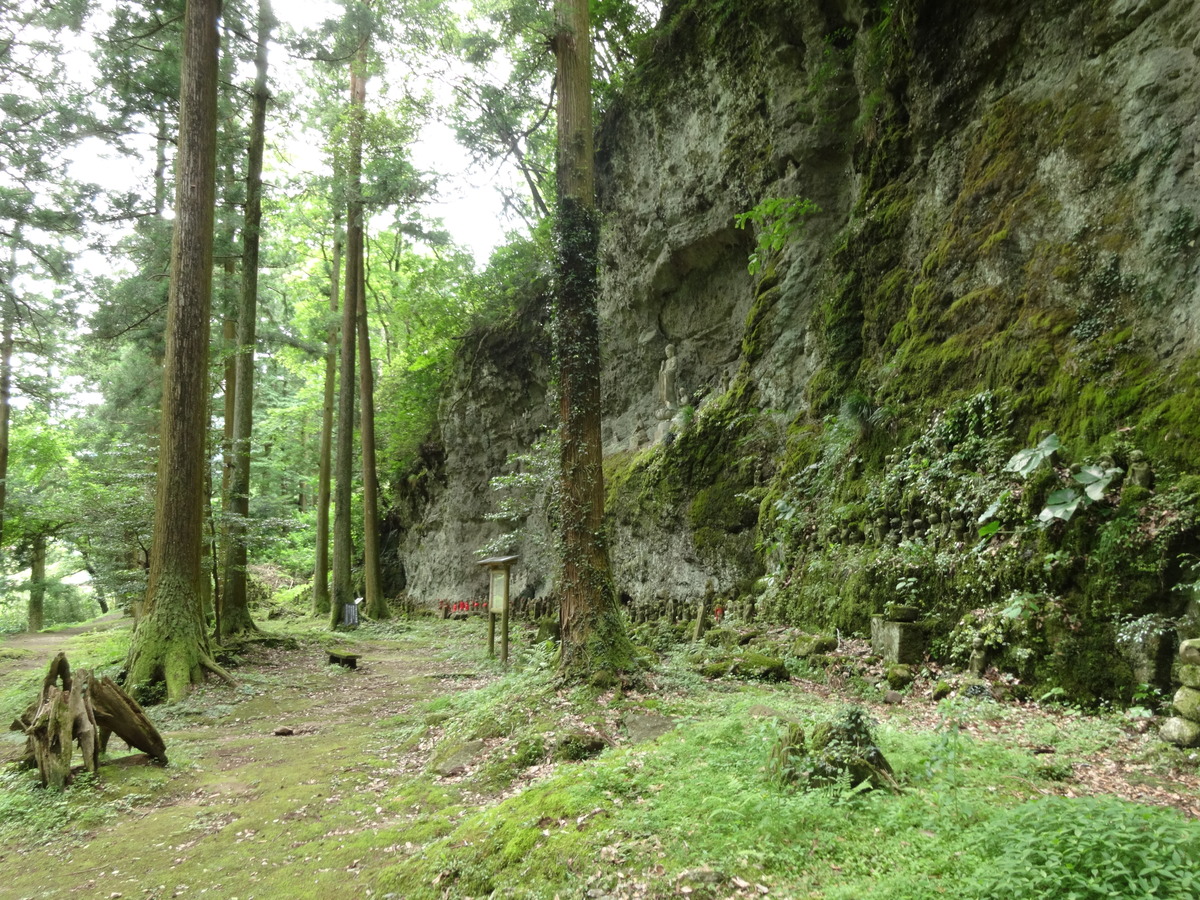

{"left": 391, "top": 0, "right": 1200, "bottom": 701}
{"left": 592, "top": 0, "right": 1200, "bottom": 701}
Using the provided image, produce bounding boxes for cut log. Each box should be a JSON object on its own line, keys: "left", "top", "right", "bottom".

{"left": 84, "top": 673, "right": 168, "bottom": 765}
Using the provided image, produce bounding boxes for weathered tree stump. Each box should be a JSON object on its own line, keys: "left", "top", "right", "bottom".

{"left": 28, "top": 685, "right": 75, "bottom": 789}
{"left": 7, "top": 652, "right": 167, "bottom": 789}
{"left": 85, "top": 672, "right": 168, "bottom": 764}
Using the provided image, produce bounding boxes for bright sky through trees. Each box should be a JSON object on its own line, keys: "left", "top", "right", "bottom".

{"left": 63, "top": 0, "right": 506, "bottom": 266}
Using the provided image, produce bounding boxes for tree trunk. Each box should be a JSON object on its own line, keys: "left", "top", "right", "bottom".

{"left": 0, "top": 231, "right": 16, "bottom": 543}
{"left": 83, "top": 561, "right": 109, "bottom": 614}
{"left": 221, "top": 0, "right": 273, "bottom": 639}
{"left": 154, "top": 104, "right": 169, "bottom": 218}
{"left": 552, "top": 0, "right": 636, "bottom": 678}
{"left": 357, "top": 221, "right": 385, "bottom": 620}
{"left": 330, "top": 55, "right": 367, "bottom": 630}
{"left": 222, "top": 299, "right": 236, "bottom": 505}
{"left": 125, "top": 0, "right": 233, "bottom": 701}
{"left": 312, "top": 216, "right": 340, "bottom": 617}
{"left": 28, "top": 531, "right": 46, "bottom": 632}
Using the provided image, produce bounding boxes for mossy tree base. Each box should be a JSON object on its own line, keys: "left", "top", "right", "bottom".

{"left": 126, "top": 573, "right": 233, "bottom": 703}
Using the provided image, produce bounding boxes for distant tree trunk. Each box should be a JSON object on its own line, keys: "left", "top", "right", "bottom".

{"left": 200, "top": 478, "right": 213, "bottom": 623}
{"left": 221, "top": 0, "right": 273, "bottom": 639}
{"left": 312, "top": 214, "right": 340, "bottom": 617}
{"left": 125, "top": 0, "right": 233, "bottom": 701}
{"left": 297, "top": 417, "right": 308, "bottom": 511}
{"left": 28, "top": 532, "right": 46, "bottom": 632}
{"left": 0, "top": 231, "right": 17, "bottom": 543}
{"left": 552, "top": 0, "right": 636, "bottom": 678}
{"left": 154, "top": 104, "right": 169, "bottom": 217}
{"left": 221, "top": 282, "right": 236, "bottom": 505}
{"left": 330, "top": 53, "right": 367, "bottom": 630}
{"left": 357, "top": 229, "right": 385, "bottom": 619}
{"left": 82, "top": 560, "right": 109, "bottom": 615}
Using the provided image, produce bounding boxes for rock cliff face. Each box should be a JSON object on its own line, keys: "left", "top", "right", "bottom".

{"left": 394, "top": 0, "right": 1200, "bottom": 699}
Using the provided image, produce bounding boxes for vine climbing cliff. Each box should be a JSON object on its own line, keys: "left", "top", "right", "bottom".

{"left": 391, "top": 0, "right": 1200, "bottom": 701}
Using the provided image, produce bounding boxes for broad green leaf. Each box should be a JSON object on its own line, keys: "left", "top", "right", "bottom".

{"left": 1074, "top": 465, "right": 1123, "bottom": 501}
{"left": 1004, "top": 433, "right": 1061, "bottom": 477}
{"left": 977, "top": 490, "right": 1010, "bottom": 524}
{"left": 1039, "top": 487, "right": 1084, "bottom": 525}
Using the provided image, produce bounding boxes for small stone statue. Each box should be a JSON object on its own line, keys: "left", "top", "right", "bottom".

{"left": 968, "top": 635, "right": 990, "bottom": 677}
{"left": 1127, "top": 450, "right": 1154, "bottom": 490}
{"left": 656, "top": 344, "right": 683, "bottom": 418}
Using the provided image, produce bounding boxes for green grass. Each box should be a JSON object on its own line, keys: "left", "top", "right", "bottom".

{"left": 2, "top": 617, "right": 1197, "bottom": 900}
{"left": 375, "top": 651, "right": 1200, "bottom": 900}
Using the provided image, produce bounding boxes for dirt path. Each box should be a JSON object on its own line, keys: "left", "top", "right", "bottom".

{"left": 0, "top": 611, "right": 128, "bottom": 678}
{"left": 0, "top": 619, "right": 503, "bottom": 900}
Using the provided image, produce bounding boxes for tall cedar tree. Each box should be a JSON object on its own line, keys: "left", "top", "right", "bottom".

{"left": 125, "top": 0, "right": 233, "bottom": 700}
{"left": 330, "top": 36, "right": 367, "bottom": 629}
{"left": 221, "top": 0, "right": 274, "bottom": 637}
{"left": 0, "top": 237, "right": 14, "bottom": 547}
{"left": 312, "top": 210, "right": 341, "bottom": 616}
{"left": 357, "top": 210, "right": 387, "bottom": 619}
{"left": 552, "top": 0, "right": 637, "bottom": 677}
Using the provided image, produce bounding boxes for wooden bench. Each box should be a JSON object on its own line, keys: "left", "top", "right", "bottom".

{"left": 327, "top": 650, "right": 361, "bottom": 669}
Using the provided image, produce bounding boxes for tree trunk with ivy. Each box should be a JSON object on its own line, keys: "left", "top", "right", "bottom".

{"left": 552, "top": 0, "right": 637, "bottom": 678}
{"left": 125, "top": 0, "right": 232, "bottom": 701}
{"left": 221, "top": 0, "right": 273, "bottom": 639}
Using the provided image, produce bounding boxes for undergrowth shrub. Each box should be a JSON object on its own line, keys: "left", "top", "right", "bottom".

{"left": 967, "top": 796, "right": 1200, "bottom": 899}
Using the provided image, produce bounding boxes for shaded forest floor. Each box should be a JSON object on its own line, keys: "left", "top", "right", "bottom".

{"left": 1, "top": 614, "right": 1199, "bottom": 900}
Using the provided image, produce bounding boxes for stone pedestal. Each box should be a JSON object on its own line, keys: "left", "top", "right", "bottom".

{"left": 870, "top": 616, "right": 925, "bottom": 665}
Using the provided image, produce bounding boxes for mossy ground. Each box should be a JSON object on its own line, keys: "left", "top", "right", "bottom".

{"left": 3, "top": 615, "right": 1199, "bottom": 899}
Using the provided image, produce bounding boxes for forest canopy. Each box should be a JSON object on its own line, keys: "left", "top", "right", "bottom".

{"left": 0, "top": 0, "right": 660, "bottom": 638}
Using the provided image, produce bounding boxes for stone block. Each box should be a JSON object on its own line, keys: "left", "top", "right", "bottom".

{"left": 1172, "top": 686, "right": 1200, "bottom": 721}
{"left": 871, "top": 616, "right": 925, "bottom": 665}
{"left": 885, "top": 663, "right": 915, "bottom": 689}
{"left": 1180, "top": 665, "right": 1200, "bottom": 689}
{"left": 1181, "top": 639, "right": 1200, "bottom": 666}
{"left": 1160, "top": 716, "right": 1200, "bottom": 748}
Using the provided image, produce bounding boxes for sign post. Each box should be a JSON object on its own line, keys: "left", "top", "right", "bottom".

{"left": 477, "top": 555, "right": 517, "bottom": 667}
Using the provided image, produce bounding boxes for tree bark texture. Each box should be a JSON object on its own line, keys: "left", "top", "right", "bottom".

{"left": 552, "top": 0, "right": 636, "bottom": 677}
{"left": 312, "top": 218, "right": 340, "bottom": 617}
{"left": 0, "top": 233, "right": 17, "bottom": 543}
{"left": 330, "top": 56, "right": 367, "bottom": 629}
{"left": 357, "top": 212, "right": 386, "bottom": 620}
{"left": 221, "top": 299, "right": 236, "bottom": 505}
{"left": 125, "top": 0, "right": 232, "bottom": 701}
{"left": 221, "top": 0, "right": 273, "bottom": 639}
{"left": 28, "top": 531, "right": 46, "bottom": 632}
